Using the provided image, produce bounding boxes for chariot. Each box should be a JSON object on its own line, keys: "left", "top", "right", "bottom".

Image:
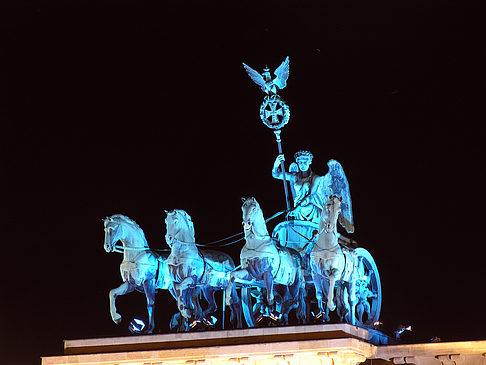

{"left": 232, "top": 207, "right": 382, "bottom": 328}
{"left": 272, "top": 219, "right": 382, "bottom": 327}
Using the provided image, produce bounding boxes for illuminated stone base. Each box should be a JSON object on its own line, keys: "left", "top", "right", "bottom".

{"left": 41, "top": 324, "right": 486, "bottom": 365}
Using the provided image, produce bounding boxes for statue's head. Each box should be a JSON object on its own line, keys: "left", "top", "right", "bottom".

{"left": 262, "top": 66, "right": 271, "bottom": 81}
{"left": 294, "top": 150, "right": 313, "bottom": 172}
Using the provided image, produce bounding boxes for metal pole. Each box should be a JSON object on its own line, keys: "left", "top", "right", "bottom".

{"left": 273, "top": 130, "right": 291, "bottom": 211}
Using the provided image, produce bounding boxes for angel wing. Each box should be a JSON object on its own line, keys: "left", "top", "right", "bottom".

{"left": 242, "top": 63, "right": 266, "bottom": 92}
{"left": 319, "top": 159, "right": 355, "bottom": 233}
{"left": 273, "top": 56, "right": 290, "bottom": 90}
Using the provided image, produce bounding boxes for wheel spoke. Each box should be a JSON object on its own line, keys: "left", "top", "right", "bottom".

{"left": 354, "top": 248, "right": 382, "bottom": 327}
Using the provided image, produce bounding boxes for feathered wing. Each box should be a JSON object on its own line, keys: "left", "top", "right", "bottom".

{"left": 242, "top": 63, "right": 266, "bottom": 91}
{"left": 320, "top": 159, "right": 355, "bottom": 233}
{"left": 273, "top": 56, "right": 290, "bottom": 90}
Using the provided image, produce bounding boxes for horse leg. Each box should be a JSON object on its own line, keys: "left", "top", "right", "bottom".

{"left": 263, "top": 269, "right": 274, "bottom": 307}
{"left": 228, "top": 279, "right": 243, "bottom": 328}
{"left": 356, "top": 302, "right": 364, "bottom": 324}
{"left": 311, "top": 268, "right": 326, "bottom": 320}
{"left": 334, "top": 284, "right": 345, "bottom": 322}
{"left": 278, "top": 276, "right": 299, "bottom": 324}
{"left": 327, "top": 271, "right": 338, "bottom": 312}
{"left": 143, "top": 278, "right": 156, "bottom": 333}
{"left": 225, "top": 271, "right": 236, "bottom": 306}
{"left": 174, "top": 279, "right": 195, "bottom": 319}
{"left": 201, "top": 287, "right": 217, "bottom": 320}
{"left": 179, "top": 276, "right": 195, "bottom": 291}
{"left": 272, "top": 284, "right": 286, "bottom": 322}
{"left": 346, "top": 280, "right": 357, "bottom": 325}
{"left": 226, "top": 269, "right": 250, "bottom": 306}
{"left": 109, "top": 282, "right": 135, "bottom": 324}
{"left": 287, "top": 270, "right": 306, "bottom": 324}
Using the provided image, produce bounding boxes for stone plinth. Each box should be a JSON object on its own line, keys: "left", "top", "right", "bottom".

{"left": 41, "top": 324, "right": 486, "bottom": 365}
{"left": 377, "top": 340, "right": 486, "bottom": 365}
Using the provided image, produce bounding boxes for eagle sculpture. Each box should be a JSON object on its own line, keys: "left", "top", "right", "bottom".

{"left": 243, "top": 56, "right": 290, "bottom": 96}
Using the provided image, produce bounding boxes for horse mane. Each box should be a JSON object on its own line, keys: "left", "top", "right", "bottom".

{"left": 108, "top": 214, "right": 148, "bottom": 246}
{"left": 242, "top": 197, "right": 259, "bottom": 209}
{"left": 173, "top": 210, "right": 195, "bottom": 239}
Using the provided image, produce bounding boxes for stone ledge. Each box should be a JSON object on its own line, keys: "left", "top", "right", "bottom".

{"left": 64, "top": 323, "right": 382, "bottom": 355}
{"left": 43, "top": 337, "right": 375, "bottom": 365}
{"left": 376, "top": 340, "right": 486, "bottom": 358}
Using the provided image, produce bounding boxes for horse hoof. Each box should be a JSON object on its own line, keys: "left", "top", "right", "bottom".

{"left": 269, "top": 311, "right": 280, "bottom": 322}
{"left": 313, "top": 311, "right": 329, "bottom": 322}
{"left": 112, "top": 314, "right": 122, "bottom": 324}
{"left": 202, "top": 316, "right": 217, "bottom": 326}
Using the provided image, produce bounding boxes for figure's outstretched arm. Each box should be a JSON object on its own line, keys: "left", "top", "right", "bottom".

{"left": 272, "top": 154, "right": 293, "bottom": 181}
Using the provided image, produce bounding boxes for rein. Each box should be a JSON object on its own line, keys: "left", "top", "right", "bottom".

{"left": 289, "top": 225, "right": 316, "bottom": 252}
{"left": 109, "top": 209, "right": 287, "bottom": 254}
{"left": 114, "top": 244, "right": 150, "bottom": 251}
{"left": 112, "top": 244, "right": 170, "bottom": 254}
{"left": 195, "top": 209, "right": 286, "bottom": 248}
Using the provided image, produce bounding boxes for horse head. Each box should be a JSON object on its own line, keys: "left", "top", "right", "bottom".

{"left": 103, "top": 214, "right": 147, "bottom": 252}
{"left": 164, "top": 209, "right": 195, "bottom": 247}
{"left": 241, "top": 197, "right": 259, "bottom": 230}
{"left": 241, "top": 197, "right": 269, "bottom": 238}
{"left": 322, "top": 195, "right": 343, "bottom": 232}
{"left": 103, "top": 217, "right": 121, "bottom": 252}
{"left": 104, "top": 216, "right": 123, "bottom": 253}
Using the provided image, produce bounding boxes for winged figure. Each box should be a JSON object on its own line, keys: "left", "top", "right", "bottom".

{"left": 319, "top": 159, "right": 355, "bottom": 233}
{"left": 243, "top": 56, "right": 289, "bottom": 95}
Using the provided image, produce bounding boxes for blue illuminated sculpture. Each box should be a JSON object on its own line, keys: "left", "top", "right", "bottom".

{"left": 225, "top": 197, "right": 306, "bottom": 326}
{"left": 243, "top": 57, "right": 292, "bottom": 209}
{"left": 273, "top": 154, "right": 355, "bottom": 230}
{"left": 271, "top": 157, "right": 380, "bottom": 326}
{"left": 243, "top": 56, "right": 289, "bottom": 97}
{"left": 241, "top": 57, "right": 380, "bottom": 327}
{"left": 164, "top": 209, "right": 242, "bottom": 328}
{"left": 309, "top": 195, "right": 359, "bottom": 323}
{"left": 272, "top": 150, "right": 322, "bottom": 224}
{"left": 103, "top": 56, "right": 382, "bottom": 333}
{"left": 103, "top": 214, "right": 174, "bottom": 334}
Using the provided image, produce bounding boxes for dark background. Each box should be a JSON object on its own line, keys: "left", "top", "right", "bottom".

{"left": 2, "top": 1, "right": 484, "bottom": 364}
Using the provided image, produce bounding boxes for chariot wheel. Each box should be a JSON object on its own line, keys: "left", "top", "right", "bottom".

{"left": 353, "top": 247, "right": 382, "bottom": 327}
{"left": 241, "top": 286, "right": 265, "bottom": 328}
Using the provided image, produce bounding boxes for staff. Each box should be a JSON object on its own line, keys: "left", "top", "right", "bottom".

{"left": 273, "top": 130, "right": 291, "bottom": 211}
{"left": 242, "top": 56, "right": 292, "bottom": 211}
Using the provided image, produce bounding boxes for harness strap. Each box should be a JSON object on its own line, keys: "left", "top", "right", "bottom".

{"left": 196, "top": 250, "right": 208, "bottom": 284}
{"left": 273, "top": 247, "right": 284, "bottom": 283}
{"left": 288, "top": 225, "right": 316, "bottom": 253}
{"left": 155, "top": 258, "right": 161, "bottom": 287}
{"left": 114, "top": 244, "right": 151, "bottom": 252}
{"left": 340, "top": 250, "right": 347, "bottom": 281}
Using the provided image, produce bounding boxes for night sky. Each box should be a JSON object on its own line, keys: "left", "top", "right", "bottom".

{"left": 2, "top": 1, "right": 484, "bottom": 364}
